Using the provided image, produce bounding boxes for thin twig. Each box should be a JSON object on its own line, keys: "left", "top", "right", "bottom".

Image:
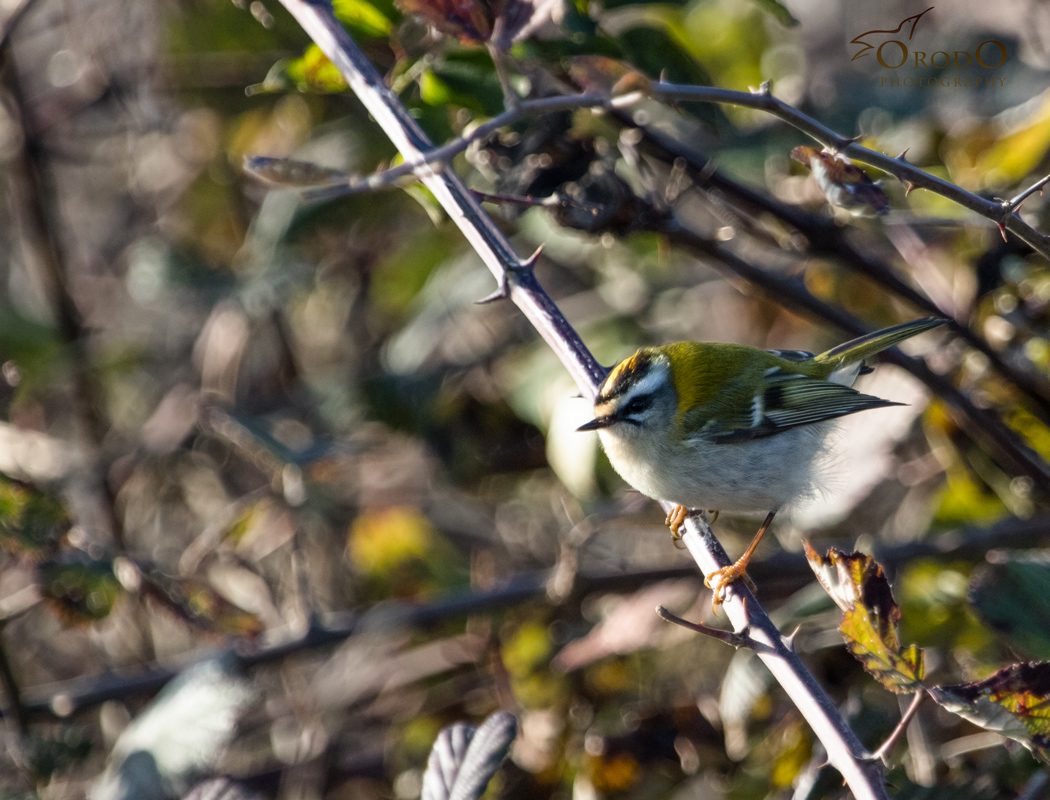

{"left": 273, "top": 4, "right": 889, "bottom": 797}
{"left": 294, "top": 77, "right": 1050, "bottom": 262}
{"left": 486, "top": 43, "right": 519, "bottom": 111}
{"left": 299, "top": 91, "right": 616, "bottom": 202}
{"left": 1003, "top": 172, "right": 1050, "bottom": 214}
{"left": 655, "top": 604, "right": 761, "bottom": 650}
{"left": 870, "top": 691, "right": 925, "bottom": 763}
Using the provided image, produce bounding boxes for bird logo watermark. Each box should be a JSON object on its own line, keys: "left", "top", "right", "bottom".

{"left": 849, "top": 7, "right": 1007, "bottom": 88}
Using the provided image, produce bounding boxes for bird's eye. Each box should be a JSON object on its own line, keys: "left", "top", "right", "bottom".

{"left": 624, "top": 394, "right": 652, "bottom": 416}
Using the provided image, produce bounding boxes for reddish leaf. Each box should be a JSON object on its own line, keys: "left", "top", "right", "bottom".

{"left": 791, "top": 145, "right": 890, "bottom": 216}
{"left": 397, "top": 0, "right": 556, "bottom": 49}
{"left": 399, "top": 0, "right": 492, "bottom": 43}
{"left": 932, "top": 662, "right": 1050, "bottom": 765}
{"left": 805, "top": 544, "right": 925, "bottom": 693}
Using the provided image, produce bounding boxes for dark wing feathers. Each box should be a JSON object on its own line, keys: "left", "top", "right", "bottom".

{"left": 705, "top": 371, "right": 900, "bottom": 444}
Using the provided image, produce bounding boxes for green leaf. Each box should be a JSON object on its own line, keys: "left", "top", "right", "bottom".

{"left": 932, "top": 662, "right": 1050, "bottom": 766}
{"left": 970, "top": 552, "right": 1050, "bottom": 660}
{"left": 284, "top": 44, "right": 350, "bottom": 93}
{"left": 0, "top": 476, "right": 69, "bottom": 558}
{"left": 805, "top": 544, "right": 925, "bottom": 694}
{"left": 37, "top": 556, "right": 122, "bottom": 625}
{"left": 333, "top": 0, "right": 395, "bottom": 37}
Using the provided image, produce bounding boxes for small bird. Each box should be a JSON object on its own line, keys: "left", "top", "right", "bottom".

{"left": 577, "top": 318, "right": 946, "bottom": 608}
{"left": 791, "top": 145, "right": 890, "bottom": 217}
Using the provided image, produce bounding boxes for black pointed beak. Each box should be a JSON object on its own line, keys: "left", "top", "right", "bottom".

{"left": 577, "top": 416, "right": 614, "bottom": 432}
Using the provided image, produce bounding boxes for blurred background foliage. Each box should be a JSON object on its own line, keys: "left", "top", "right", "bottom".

{"left": 0, "top": 0, "right": 1049, "bottom": 797}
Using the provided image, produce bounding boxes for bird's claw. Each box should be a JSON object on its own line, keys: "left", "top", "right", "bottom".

{"left": 704, "top": 563, "right": 758, "bottom": 612}
{"left": 665, "top": 505, "right": 688, "bottom": 549}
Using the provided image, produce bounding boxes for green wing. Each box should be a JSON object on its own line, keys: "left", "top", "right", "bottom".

{"left": 688, "top": 369, "right": 901, "bottom": 444}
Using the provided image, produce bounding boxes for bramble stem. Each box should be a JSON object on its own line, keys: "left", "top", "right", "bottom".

{"left": 272, "top": 3, "right": 890, "bottom": 797}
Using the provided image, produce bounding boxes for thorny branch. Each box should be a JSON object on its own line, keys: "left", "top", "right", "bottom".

{"left": 1003, "top": 172, "right": 1050, "bottom": 217}
{"left": 655, "top": 604, "right": 759, "bottom": 650}
{"left": 271, "top": 76, "right": 1050, "bottom": 426}
{"left": 295, "top": 91, "right": 617, "bottom": 202}
{"left": 273, "top": 1, "right": 891, "bottom": 797}
{"left": 654, "top": 81, "right": 1050, "bottom": 259}
{"left": 283, "top": 78, "right": 1050, "bottom": 263}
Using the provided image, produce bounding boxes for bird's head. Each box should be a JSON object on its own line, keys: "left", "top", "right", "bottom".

{"left": 577, "top": 348, "right": 678, "bottom": 437}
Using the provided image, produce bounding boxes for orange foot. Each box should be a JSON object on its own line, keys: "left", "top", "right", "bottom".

{"left": 704, "top": 563, "right": 758, "bottom": 611}
{"left": 703, "top": 510, "right": 775, "bottom": 612}
{"left": 665, "top": 505, "right": 689, "bottom": 548}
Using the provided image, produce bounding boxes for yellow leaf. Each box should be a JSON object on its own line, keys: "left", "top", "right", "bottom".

{"left": 348, "top": 506, "right": 434, "bottom": 576}
{"left": 972, "top": 91, "right": 1050, "bottom": 187}
{"left": 805, "top": 544, "right": 925, "bottom": 693}
{"left": 333, "top": 0, "right": 394, "bottom": 37}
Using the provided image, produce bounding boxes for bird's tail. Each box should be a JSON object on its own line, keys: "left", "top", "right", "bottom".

{"left": 814, "top": 317, "right": 947, "bottom": 367}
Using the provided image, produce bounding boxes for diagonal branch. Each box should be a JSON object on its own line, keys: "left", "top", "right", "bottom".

{"left": 272, "top": 2, "right": 890, "bottom": 797}
{"left": 277, "top": 2, "right": 603, "bottom": 396}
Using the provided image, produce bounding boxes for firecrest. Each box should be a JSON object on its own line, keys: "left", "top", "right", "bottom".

{"left": 577, "top": 317, "right": 946, "bottom": 607}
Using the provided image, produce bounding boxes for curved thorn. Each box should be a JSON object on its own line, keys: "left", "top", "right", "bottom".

{"left": 520, "top": 245, "right": 543, "bottom": 270}
{"left": 476, "top": 277, "right": 510, "bottom": 304}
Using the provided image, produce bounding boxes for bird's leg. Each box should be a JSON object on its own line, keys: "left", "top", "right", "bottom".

{"left": 704, "top": 510, "right": 776, "bottom": 611}
{"left": 665, "top": 505, "right": 689, "bottom": 548}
